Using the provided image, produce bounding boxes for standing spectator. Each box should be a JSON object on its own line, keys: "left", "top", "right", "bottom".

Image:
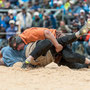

{"left": 50, "top": 11, "right": 57, "bottom": 29}
{"left": 32, "top": 12, "right": 43, "bottom": 27}
{"left": 16, "top": 6, "right": 32, "bottom": 32}
{"left": 6, "top": 20, "right": 17, "bottom": 40}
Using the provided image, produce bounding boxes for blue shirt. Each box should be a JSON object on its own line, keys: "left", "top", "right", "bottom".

{"left": 6, "top": 26, "right": 17, "bottom": 40}
{"left": 1, "top": 46, "right": 27, "bottom": 67}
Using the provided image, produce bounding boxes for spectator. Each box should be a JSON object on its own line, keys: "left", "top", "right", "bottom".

{"left": 42, "top": 1, "right": 50, "bottom": 9}
{"left": 57, "top": 1, "right": 66, "bottom": 14}
{"left": 53, "top": 1, "right": 58, "bottom": 9}
{"left": 50, "top": 11, "right": 57, "bottom": 29}
{"left": 32, "top": 12, "right": 43, "bottom": 27}
{"left": 4, "top": 9, "right": 16, "bottom": 28}
{"left": 43, "top": 14, "right": 51, "bottom": 28}
{"left": 79, "top": 9, "right": 86, "bottom": 19}
{"left": 0, "top": 14, "right": 7, "bottom": 29}
{"left": 58, "top": 21, "right": 72, "bottom": 33}
{"left": 73, "top": 1, "right": 85, "bottom": 16}
{"left": 31, "top": 1, "right": 40, "bottom": 10}
{"left": 78, "top": 16, "right": 86, "bottom": 29}
{"left": 6, "top": 20, "right": 17, "bottom": 40}
{"left": 7, "top": 0, "right": 19, "bottom": 8}
{"left": 0, "top": 24, "right": 8, "bottom": 50}
{"left": 16, "top": 6, "right": 32, "bottom": 31}
{"left": 4, "top": 2, "right": 12, "bottom": 9}
{"left": 64, "top": 0, "right": 70, "bottom": 10}
{"left": 64, "top": 0, "right": 75, "bottom": 25}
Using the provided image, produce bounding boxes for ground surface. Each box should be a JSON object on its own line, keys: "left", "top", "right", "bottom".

{"left": 0, "top": 62, "right": 90, "bottom": 90}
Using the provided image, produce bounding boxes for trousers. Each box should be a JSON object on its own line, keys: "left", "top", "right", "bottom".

{"left": 30, "top": 34, "right": 86, "bottom": 66}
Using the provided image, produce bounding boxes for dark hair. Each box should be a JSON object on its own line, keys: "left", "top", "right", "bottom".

{"left": 9, "top": 36, "right": 24, "bottom": 50}
{"left": 9, "top": 36, "right": 16, "bottom": 49}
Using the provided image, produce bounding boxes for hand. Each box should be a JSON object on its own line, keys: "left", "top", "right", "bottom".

{"left": 88, "top": 42, "right": 90, "bottom": 46}
{"left": 55, "top": 44, "right": 63, "bottom": 53}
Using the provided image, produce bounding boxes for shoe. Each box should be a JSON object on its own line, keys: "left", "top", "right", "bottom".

{"left": 79, "top": 19, "right": 90, "bottom": 35}
{"left": 79, "top": 24, "right": 88, "bottom": 35}
{"left": 21, "top": 62, "right": 37, "bottom": 69}
{"left": 21, "top": 62, "right": 29, "bottom": 69}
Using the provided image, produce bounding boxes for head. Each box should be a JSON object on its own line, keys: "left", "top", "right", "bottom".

{"left": 57, "top": 1, "right": 63, "bottom": 7}
{"left": 60, "top": 21, "right": 65, "bottom": 26}
{"left": 80, "top": 10, "right": 85, "bottom": 15}
{"left": 9, "top": 36, "right": 25, "bottom": 51}
{"left": 34, "top": 12, "right": 40, "bottom": 20}
{"left": 21, "top": 6, "right": 26, "bottom": 14}
{"left": 79, "top": 16, "right": 85, "bottom": 25}
{"left": 9, "top": 20, "right": 15, "bottom": 28}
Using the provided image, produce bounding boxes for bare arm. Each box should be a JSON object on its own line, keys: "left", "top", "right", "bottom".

{"left": 44, "top": 30, "right": 63, "bottom": 52}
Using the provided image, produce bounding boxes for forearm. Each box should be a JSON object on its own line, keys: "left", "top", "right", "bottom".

{"left": 44, "top": 30, "right": 60, "bottom": 48}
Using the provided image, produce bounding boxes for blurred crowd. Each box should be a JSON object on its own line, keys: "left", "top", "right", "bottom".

{"left": 0, "top": 0, "right": 90, "bottom": 56}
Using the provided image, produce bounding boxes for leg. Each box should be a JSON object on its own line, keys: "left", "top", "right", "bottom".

{"left": 57, "top": 33, "right": 77, "bottom": 47}
{"left": 62, "top": 45, "right": 90, "bottom": 65}
{"left": 59, "top": 58, "right": 88, "bottom": 69}
{"left": 62, "top": 45, "right": 85, "bottom": 64}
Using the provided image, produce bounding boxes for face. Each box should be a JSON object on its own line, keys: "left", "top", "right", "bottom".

{"left": 13, "top": 42, "right": 25, "bottom": 51}
{"left": 16, "top": 43, "right": 25, "bottom": 51}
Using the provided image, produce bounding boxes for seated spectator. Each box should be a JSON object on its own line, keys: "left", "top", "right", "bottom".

{"left": 31, "top": 1, "right": 40, "bottom": 10}
{"left": 28, "top": 1, "right": 32, "bottom": 9}
{"left": 32, "top": 12, "right": 43, "bottom": 27}
{"left": 78, "top": 16, "right": 86, "bottom": 29}
{"left": 4, "top": 9, "right": 16, "bottom": 28}
{"left": 53, "top": 1, "right": 58, "bottom": 9}
{"left": 42, "top": 0, "right": 50, "bottom": 9}
{"left": 83, "top": 1, "right": 89, "bottom": 13}
{"left": 58, "top": 21, "right": 72, "bottom": 33}
{"left": 73, "top": 1, "right": 85, "bottom": 17}
{"left": 0, "top": 15, "right": 7, "bottom": 29}
{"left": 0, "top": 24, "right": 8, "bottom": 50}
{"left": 56, "top": 1, "right": 66, "bottom": 14}
{"left": 6, "top": 20, "right": 17, "bottom": 40}
{"left": 79, "top": 9, "right": 86, "bottom": 19}
{"left": 4, "top": 2, "right": 12, "bottom": 9}
{"left": 7, "top": 0, "right": 19, "bottom": 8}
